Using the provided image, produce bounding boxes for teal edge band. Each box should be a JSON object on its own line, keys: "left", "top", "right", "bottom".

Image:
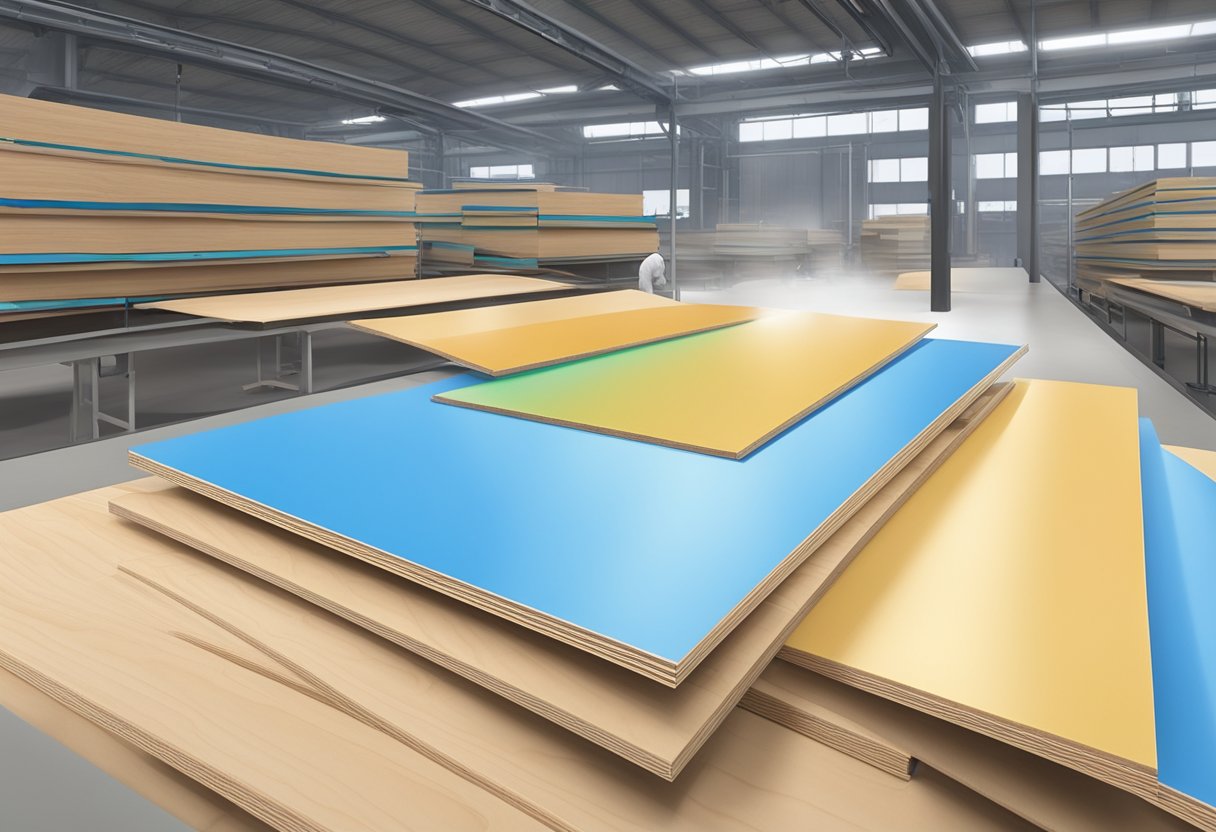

{"left": 3, "top": 138, "right": 411, "bottom": 183}
{"left": 0, "top": 245, "right": 417, "bottom": 265}
{"left": 0, "top": 197, "right": 415, "bottom": 217}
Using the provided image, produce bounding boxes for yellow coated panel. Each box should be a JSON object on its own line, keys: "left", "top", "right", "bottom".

{"left": 1165, "top": 445, "right": 1216, "bottom": 481}
{"left": 787, "top": 379, "right": 1155, "bottom": 768}
{"left": 437, "top": 311, "right": 937, "bottom": 458}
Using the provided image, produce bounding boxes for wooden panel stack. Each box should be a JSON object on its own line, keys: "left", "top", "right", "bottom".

{"left": 860, "top": 216, "right": 931, "bottom": 275}
{"left": 0, "top": 94, "right": 418, "bottom": 320}
{"left": 416, "top": 185, "right": 658, "bottom": 270}
{"left": 1075, "top": 178, "right": 1216, "bottom": 297}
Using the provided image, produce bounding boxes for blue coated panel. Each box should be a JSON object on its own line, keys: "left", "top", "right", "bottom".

{"left": 1140, "top": 419, "right": 1216, "bottom": 806}
{"left": 132, "top": 337, "right": 1019, "bottom": 664}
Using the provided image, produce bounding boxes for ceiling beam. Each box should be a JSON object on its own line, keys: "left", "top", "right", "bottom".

{"left": 862, "top": 0, "right": 938, "bottom": 72}
{"left": 1090, "top": 0, "right": 1100, "bottom": 27}
{"left": 456, "top": 0, "right": 671, "bottom": 102}
{"left": 0, "top": 0, "right": 565, "bottom": 149}
{"left": 808, "top": 0, "right": 893, "bottom": 56}
{"left": 682, "top": 0, "right": 776, "bottom": 59}
{"left": 618, "top": 0, "right": 724, "bottom": 61}
{"left": 757, "top": 0, "right": 836, "bottom": 53}
{"left": 1002, "top": 0, "right": 1029, "bottom": 44}
{"left": 405, "top": 0, "right": 571, "bottom": 73}
{"left": 898, "top": 0, "right": 978, "bottom": 71}
{"left": 560, "top": 0, "right": 673, "bottom": 68}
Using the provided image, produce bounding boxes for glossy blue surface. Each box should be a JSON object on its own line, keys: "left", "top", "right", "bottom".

{"left": 132, "top": 338, "right": 1019, "bottom": 664}
{"left": 1140, "top": 419, "right": 1216, "bottom": 805}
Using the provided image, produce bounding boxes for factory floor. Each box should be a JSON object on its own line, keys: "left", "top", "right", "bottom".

{"left": 0, "top": 266, "right": 1213, "bottom": 831}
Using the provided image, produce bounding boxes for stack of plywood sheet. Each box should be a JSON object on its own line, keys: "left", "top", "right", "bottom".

{"left": 7, "top": 291, "right": 1216, "bottom": 830}
{"left": 1075, "top": 178, "right": 1216, "bottom": 296}
{"left": 860, "top": 216, "right": 931, "bottom": 275}
{"left": 0, "top": 94, "right": 418, "bottom": 321}
{"left": 416, "top": 185, "right": 657, "bottom": 270}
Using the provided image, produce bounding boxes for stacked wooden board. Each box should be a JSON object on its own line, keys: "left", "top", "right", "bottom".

{"left": 0, "top": 94, "right": 418, "bottom": 319}
{"left": 861, "top": 216, "right": 931, "bottom": 275}
{"left": 6, "top": 285, "right": 1216, "bottom": 830}
{"left": 416, "top": 185, "right": 657, "bottom": 270}
{"left": 1075, "top": 178, "right": 1216, "bottom": 295}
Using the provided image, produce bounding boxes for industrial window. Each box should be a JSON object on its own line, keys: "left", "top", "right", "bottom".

{"left": 763, "top": 119, "right": 794, "bottom": 141}
{"left": 1158, "top": 143, "right": 1188, "bottom": 169}
{"left": 867, "top": 157, "right": 928, "bottom": 183}
{"left": 739, "top": 107, "right": 928, "bottom": 142}
{"left": 583, "top": 121, "right": 672, "bottom": 140}
{"left": 899, "top": 108, "right": 929, "bottom": 131}
{"left": 1039, "top": 150, "right": 1071, "bottom": 175}
{"left": 1108, "top": 146, "right": 1155, "bottom": 172}
{"left": 870, "top": 109, "right": 900, "bottom": 133}
{"left": 967, "top": 40, "right": 1027, "bottom": 57}
{"left": 792, "top": 115, "right": 826, "bottom": 138}
{"left": 1072, "top": 148, "right": 1107, "bottom": 174}
{"left": 975, "top": 152, "right": 1017, "bottom": 179}
{"left": 978, "top": 201, "right": 1018, "bottom": 213}
{"left": 868, "top": 202, "right": 928, "bottom": 219}
{"left": 828, "top": 112, "right": 868, "bottom": 136}
{"left": 975, "top": 101, "right": 1018, "bottom": 123}
{"left": 1194, "top": 89, "right": 1216, "bottom": 110}
{"left": 468, "top": 164, "right": 535, "bottom": 180}
{"left": 642, "top": 189, "right": 690, "bottom": 219}
{"left": 1192, "top": 141, "right": 1216, "bottom": 167}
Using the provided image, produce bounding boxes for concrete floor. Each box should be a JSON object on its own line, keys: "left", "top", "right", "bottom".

{"left": 0, "top": 268, "right": 1213, "bottom": 830}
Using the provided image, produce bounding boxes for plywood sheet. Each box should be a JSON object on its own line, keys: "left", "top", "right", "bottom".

{"left": 0, "top": 488, "right": 544, "bottom": 832}
{"left": 136, "top": 274, "right": 572, "bottom": 322}
{"left": 129, "top": 339, "right": 1023, "bottom": 686}
{"left": 435, "top": 311, "right": 937, "bottom": 458}
{"left": 752, "top": 663, "right": 1197, "bottom": 832}
{"left": 353, "top": 293, "right": 763, "bottom": 375}
{"left": 894, "top": 268, "right": 1030, "bottom": 292}
{"left": 1164, "top": 444, "right": 1216, "bottom": 480}
{"left": 0, "top": 668, "right": 271, "bottom": 832}
{"left": 1109, "top": 278, "right": 1216, "bottom": 311}
{"left": 1141, "top": 421, "right": 1216, "bottom": 831}
{"left": 109, "top": 381, "right": 1007, "bottom": 780}
{"left": 783, "top": 379, "right": 1156, "bottom": 798}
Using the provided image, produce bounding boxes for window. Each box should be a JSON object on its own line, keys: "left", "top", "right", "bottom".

{"left": 1193, "top": 141, "right": 1216, "bottom": 167}
{"left": 763, "top": 119, "right": 793, "bottom": 141}
{"left": 967, "top": 40, "right": 1027, "bottom": 57}
{"left": 868, "top": 203, "right": 928, "bottom": 219}
{"left": 1158, "top": 143, "right": 1187, "bottom": 169}
{"left": 868, "top": 157, "right": 928, "bottom": 183}
{"left": 899, "top": 108, "right": 929, "bottom": 131}
{"left": 870, "top": 109, "right": 900, "bottom": 133}
{"left": 468, "top": 164, "right": 535, "bottom": 180}
{"left": 1040, "top": 150, "right": 1071, "bottom": 175}
{"left": 739, "top": 121, "right": 764, "bottom": 142}
{"left": 583, "top": 121, "right": 672, "bottom": 139}
{"left": 828, "top": 112, "right": 868, "bottom": 136}
{"left": 1108, "top": 145, "right": 1154, "bottom": 172}
{"left": 454, "top": 92, "right": 543, "bottom": 108}
{"left": 792, "top": 115, "right": 826, "bottom": 138}
{"left": 1194, "top": 89, "right": 1216, "bottom": 110}
{"left": 1072, "top": 148, "right": 1107, "bottom": 174}
{"left": 978, "top": 201, "right": 1018, "bottom": 213}
{"left": 643, "top": 188, "right": 690, "bottom": 219}
{"left": 975, "top": 152, "right": 1017, "bottom": 179}
{"left": 975, "top": 101, "right": 1018, "bottom": 123}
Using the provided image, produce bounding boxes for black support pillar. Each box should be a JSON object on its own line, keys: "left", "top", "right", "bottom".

{"left": 1016, "top": 91, "right": 1040, "bottom": 282}
{"left": 928, "top": 71, "right": 951, "bottom": 312}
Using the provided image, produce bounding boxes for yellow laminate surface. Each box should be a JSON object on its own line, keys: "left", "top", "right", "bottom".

{"left": 436, "top": 311, "right": 936, "bottom": 458}
{"left": 354, "top": 294, "right": 762, "bottom": 375}
{"left": 136, "top": 274, "right": 570, "bottom": 322}
{"left": 787, "top": 379, "right": 1156, "bottom": 768}
{"left": 1165, "top": 445, "right": 1216, "bottom": 481}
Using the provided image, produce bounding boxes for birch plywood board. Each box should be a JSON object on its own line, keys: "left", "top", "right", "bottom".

{"left": 0, "top": 668, "right": 272, "bottom": 832}
{"left": 136, "top": 274, "right": 572, "bottom": 322}
{"left": 0, "top": 488, "right": 546, "bottom": 832}
{"left": 130, "top": 340, "right": 1023, "bottom": 686}
{"left": 1109, "top": 278, "right": 1216, "bottom": 312}
{"left": 1141, "top": 421, "right": 1216, "bottom": 831}
{"left": 353, "top": 294, "right": 764, "bottom": 375}
{"left": 109, "top": 382, "right": 1007, "bottom": 780}
{"left": 752, "top": 664, "right": 1197, "bottom": 832}
{"left": 117, "top": 545, "right": 1036, "bottom": 832}
{"left": 436, "top": 311, "right": 937, "bottom": 458}
{"left": 783, "top": 379, "right": 1157, "bottom": 798}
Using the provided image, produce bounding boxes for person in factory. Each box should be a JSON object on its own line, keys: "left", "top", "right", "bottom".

{"left": 638, "top": 250, "right": 667, "bottom": 294}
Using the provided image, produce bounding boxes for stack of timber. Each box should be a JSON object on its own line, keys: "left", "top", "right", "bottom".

{"left": 1075, "top": 178, "right": 1216, "bottom": 297}
{"left": 674, "top": 225, "right": 842, "bottom": 285}
{"left": 860, "top": 215, "right": 931, "bottom": 275}
{"left": 416, "top": 185, "right": 657, "bottom": 272}
{"left": 0, "top": 94, "right": 418, "bottom": 321}
{"left": 7, "top": 292, "right": 1216, "bottom": 830}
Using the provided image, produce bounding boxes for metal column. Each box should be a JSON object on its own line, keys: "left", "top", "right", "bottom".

{"left": 668, "top": 98, "right": 680, "bottom": 300}
{"left": 929, "top": 70, "right": 951, "bottom": 312}
{"left": 1016, "top": 92, "right": 1040, "bottom": 283}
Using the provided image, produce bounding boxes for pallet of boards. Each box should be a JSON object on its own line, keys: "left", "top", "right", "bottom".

{"left": 860, "top": 216, "right": 931, "bottom": 275}
{"left": 0, "top": 93, "right": 419, "bottom": 308}
{"left": 1075, "top": 178, "right": 1216, "bottom": 293}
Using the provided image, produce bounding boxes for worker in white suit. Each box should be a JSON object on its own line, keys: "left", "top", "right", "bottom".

{"left": 638, "top": 251, "right": 667, "bottom": 294}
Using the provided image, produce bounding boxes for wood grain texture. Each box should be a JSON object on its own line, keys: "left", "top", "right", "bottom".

{"left": 353, "top": 295, "right": 763, "bottom": 375}
{"left": 436, "top": 311, "right": 938, "bottom": 459}
{"left": 136, "top": 274, "right": 572, "bottom": 322}
{"left": 1109, "top": 278, "right": 1216, "bottom": 311}
{"left": 109, "top": 380, "right": 1008, "bottom": 781}
{"left": 784, "top": 379, "right": 1157, "bottom": 798}
{"left": 755, "top": 663, "right": 1198, "bottom": 832}
{"left": 0, "top": 668, "right": 271, "bottom": 832}
{"left": 0, "top": 487, "right": 549, "bottom": 832}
